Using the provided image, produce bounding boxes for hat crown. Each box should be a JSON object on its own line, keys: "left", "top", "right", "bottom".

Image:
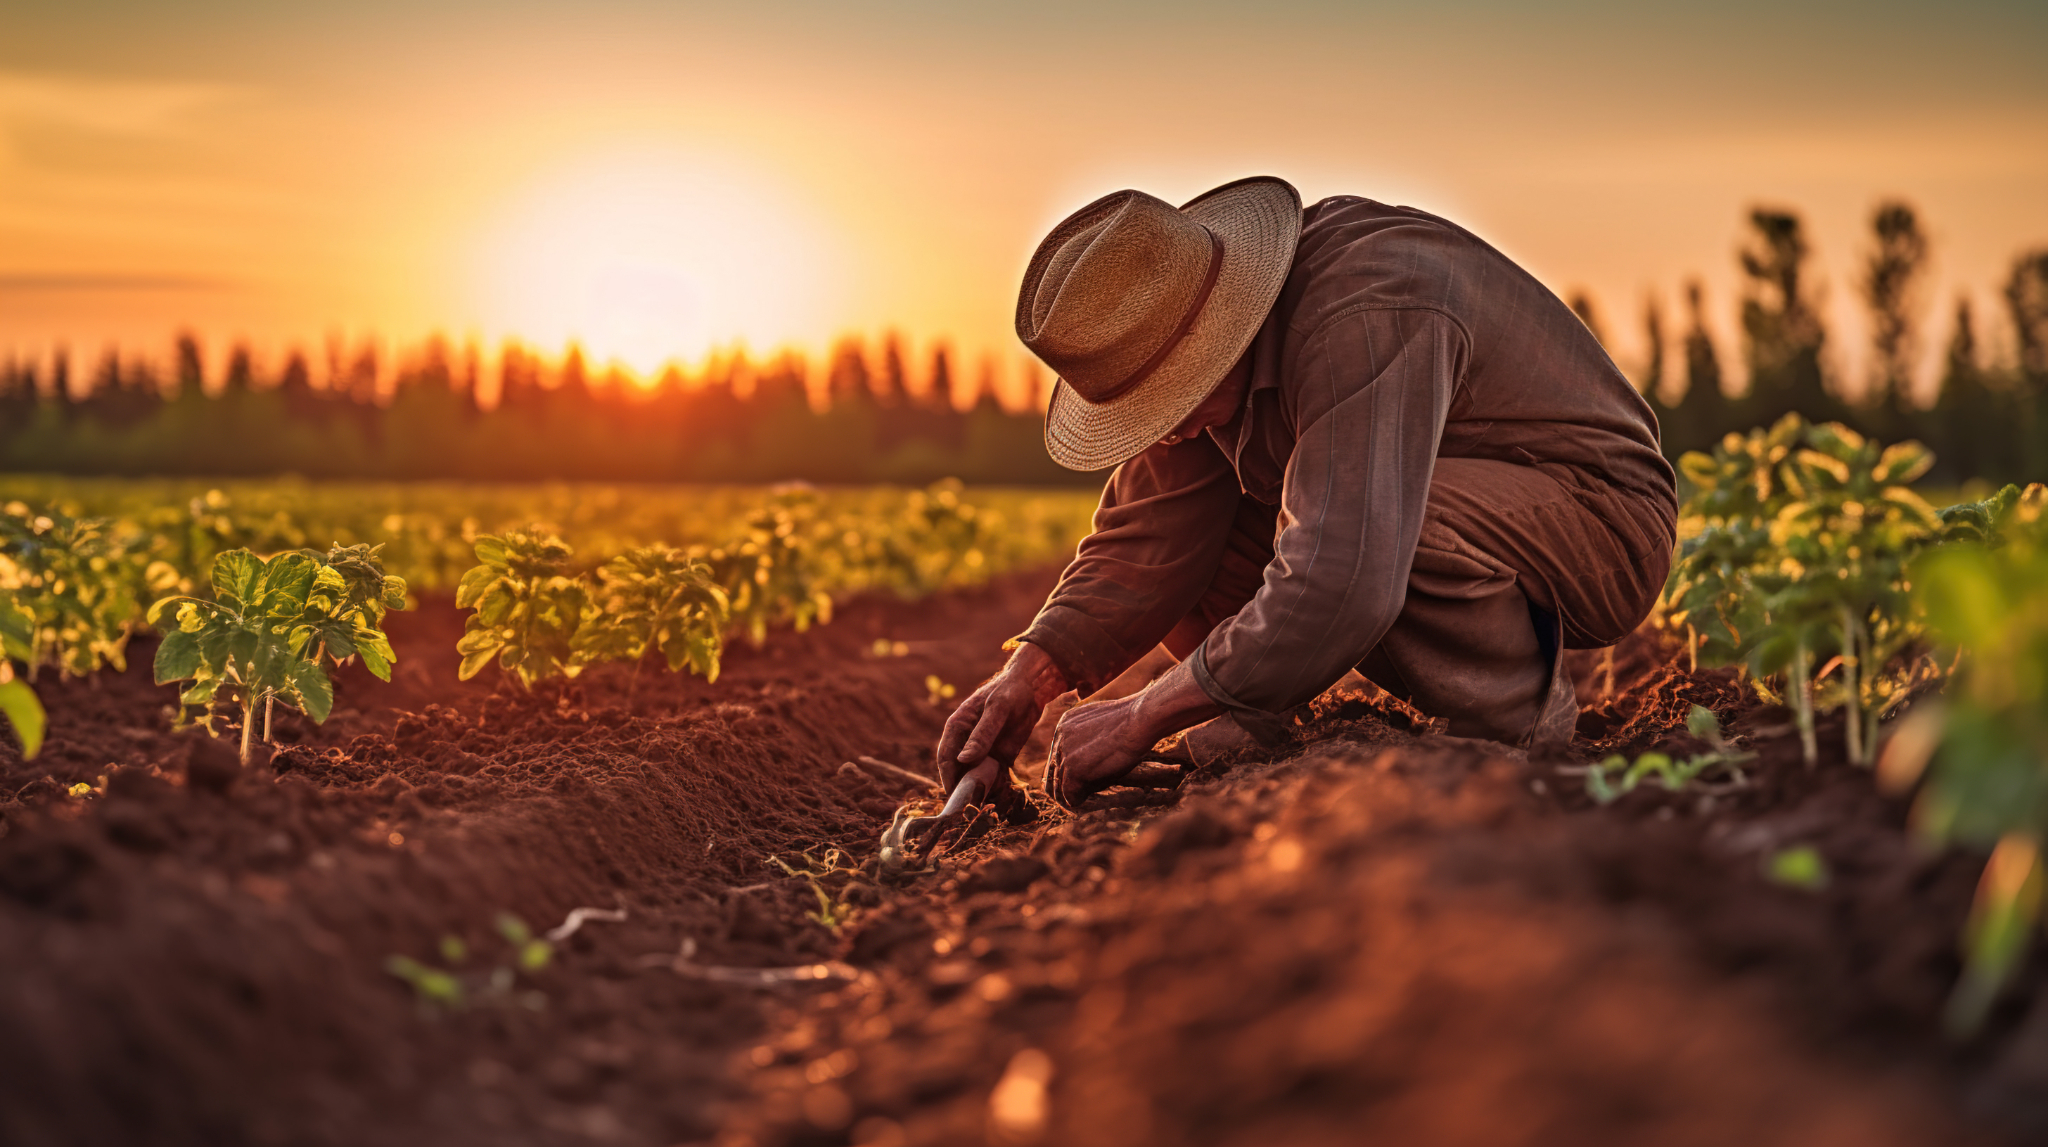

{"left": 1017, "top": 190, "right": 1224, "bottom": 404}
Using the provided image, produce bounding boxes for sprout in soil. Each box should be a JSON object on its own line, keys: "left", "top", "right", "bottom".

{"left": 150, "top": 545, "right": 406, "bottom": 766}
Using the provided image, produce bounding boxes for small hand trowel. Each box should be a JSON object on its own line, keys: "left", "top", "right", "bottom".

{"left": 877, "top": 756, "right": 1001, "bottom": 877}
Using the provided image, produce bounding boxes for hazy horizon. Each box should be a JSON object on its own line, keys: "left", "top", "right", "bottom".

{"left": 3, "top": 0, "right": 2044, "bottom": 405}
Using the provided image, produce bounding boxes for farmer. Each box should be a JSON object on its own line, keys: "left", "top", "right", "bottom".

{"left": 936, "top": 177, "right": 1677, "bottom": 811}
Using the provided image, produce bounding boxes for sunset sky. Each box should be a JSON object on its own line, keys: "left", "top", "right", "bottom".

{"left": 2, "top": 0, "right": 2044, "bottom": 405}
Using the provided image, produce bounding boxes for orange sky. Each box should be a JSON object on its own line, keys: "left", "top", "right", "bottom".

{"left": 2, "top": 1, "right": 2045, "bottom": 406}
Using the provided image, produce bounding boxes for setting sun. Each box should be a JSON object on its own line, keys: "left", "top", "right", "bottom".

{"left": 463, "top": 148, "right": 846, "bottom": 376}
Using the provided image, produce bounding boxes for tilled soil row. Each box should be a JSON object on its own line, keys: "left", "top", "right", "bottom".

{"left": 0, "top": 570, "right": 2043, "bottom": 1147}
{"left": 721, "top": 636, "right": 2048, "bottom": 1147}
{"left": 0, "top": 572, "right": 1049, "bottom": 1147}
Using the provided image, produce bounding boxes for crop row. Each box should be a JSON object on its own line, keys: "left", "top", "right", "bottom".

{"left": 0, "top": 480, "right": 1097, "bottom": 763}
{"left": 1662, "top": 413, "right": 2048, "bottom": 1032}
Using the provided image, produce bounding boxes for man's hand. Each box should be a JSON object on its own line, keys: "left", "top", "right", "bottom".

{"left": 1045, "top": 656, "right": 1225, "bottom": 811}
{"left": 935, "top": 641, "right": 1069, "bottom": 790}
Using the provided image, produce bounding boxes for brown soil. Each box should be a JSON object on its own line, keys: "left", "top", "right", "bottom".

{"left": 0, "top": 570, "right": 2041, "bottom": 1147}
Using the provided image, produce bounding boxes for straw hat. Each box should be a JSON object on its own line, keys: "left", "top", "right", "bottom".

{"left": 1018, "top": 176, "right": 1302, "bottom": 471}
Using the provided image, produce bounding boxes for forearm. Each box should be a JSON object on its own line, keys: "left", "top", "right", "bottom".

{"left": 1006, "top": 640, "right": 1072, "bottom": 706}
{"left": 1014, "top": 437, "right": 1242, "bottom": 694}
{"left": 1126, "top": 656, "right": 1225, "bottom": 744}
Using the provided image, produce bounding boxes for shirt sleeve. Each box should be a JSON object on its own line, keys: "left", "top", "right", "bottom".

{"left": 1012, "top": 434, "right": 1243, "bottom": 694}
{"left": 1188, "top": 306, "right": 1462, "bottom": 716}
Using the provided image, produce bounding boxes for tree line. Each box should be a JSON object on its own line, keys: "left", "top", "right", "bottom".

{"left": 0, "top": 334, "right": 1095, "bottom": 485}
{"left": 1573, "top": 202, "right": 2048, "bottom": 486}
{"left": 3, "top": 201, "right": 2044, "bottom": 486}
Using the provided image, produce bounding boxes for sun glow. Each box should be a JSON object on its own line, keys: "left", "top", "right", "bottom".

{"left": 465, "top": 148, "right": 845, "bottom": 377}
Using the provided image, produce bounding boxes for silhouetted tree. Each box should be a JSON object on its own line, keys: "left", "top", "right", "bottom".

{"left": 928, "top": 345, "right": 956, "bottom": 413}
{"left": 1567, "top": 291, "right": 1608, "bottom": 348}
{"left": 1862, "top": 200, "right": 1928, "bottom": 440}
{"left": 1670, "top": 281, "right": 1730, "bottom": 456}
{"left": 827, "top": 336, "right": 871, "bottom": 407}
{"left": 1933, "top": 297, "right": 2012, "bottom": 482}
{"left": 1740, "top": 208, "right": 1832, "bottom": 423}
{"left": 875, "top": 333, "right": 908, "bottom": 406}
{"left": 173, "top": 332, "right": 204, "bottom": 402}
{"left": 223, "top": 345, "right": 255, "bottom": 394}
{"left": 2004, "top": 249, "right": 2048, "bottom": 476}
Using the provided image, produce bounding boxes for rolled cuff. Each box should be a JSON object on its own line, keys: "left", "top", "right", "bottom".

{"left": 1010, "top": 604, "right": 1145, "bottom": 696}
{"left": 1187, "top": 644, "right": 1297, "bottom": 747}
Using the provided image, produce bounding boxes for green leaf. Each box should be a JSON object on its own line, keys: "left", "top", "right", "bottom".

{"left": 472, "top": 536, "right": 509, "bottom": 570}
{"left": 476, "top": 581, "right": 515, "bottom": 626}
{"left": 0, "top": 678, "right": 46, "bottom": 759}
{"left": 287, "top": 658, "right": 334, "bottom": 724}
{"left": 211, "top": 550, "right": 264, "bottom": 607}
{"left": 455, "top": 626, "right": 501, "bottom": 655}
{"left": 455, "top": 563, "right": 496, "bottom": 609}
{"left": 457, "top": 648, "right": 494, "bottom": 681}
{"left": 154, "top": 628, "right": 204, "bottom": 684}
{"left": 257, "top": 552, "right": 319, "bottom": 616}
{"left": 1765, "top": 845, "right": 1829, "bottom": 891}
{"left": 356, "top": 626, "right": 396, "bottom": 682}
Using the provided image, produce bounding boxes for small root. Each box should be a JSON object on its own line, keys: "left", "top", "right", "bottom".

{"left": 855, "top": 755, "right": 940, "bottom": 790}
{"left": 637, "top": 937, "right": 860, "bottom": 986}
{"left": 545, "top": 906, "right": 628, "bottom": 943}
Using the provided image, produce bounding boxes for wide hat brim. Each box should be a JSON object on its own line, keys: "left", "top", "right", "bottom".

{"left": 1043, "top": 176, "right": 1302, "bottom": 471}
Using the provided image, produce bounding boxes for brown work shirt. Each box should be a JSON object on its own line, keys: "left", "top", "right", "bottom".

{"left": 1015, "top": 195, "right": 1676, "bottom": 714}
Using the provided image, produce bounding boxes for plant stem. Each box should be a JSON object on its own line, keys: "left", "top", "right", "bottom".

{"left": 264, "top": 695, "right": 274, "bottom": 744}
{"left": 1793, "top": 639, "right": 1817, "bottom": 768}
{"left": 1839, "top": 605, "right": 1862, "bottom": 767}
{"left": 239, "top": 693, "right": 255, "bottom": 768}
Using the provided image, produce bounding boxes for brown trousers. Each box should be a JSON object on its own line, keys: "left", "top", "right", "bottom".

{"left": 1160, "top": 458, "right": 1674, "bottom": 745}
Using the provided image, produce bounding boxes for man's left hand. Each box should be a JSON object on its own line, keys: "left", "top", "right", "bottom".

{"left": 1045, "top": 655, "right": 1225, "bottom": 811}
{"left": 1045, "top": 693, "right": 1157, "bottom": 811}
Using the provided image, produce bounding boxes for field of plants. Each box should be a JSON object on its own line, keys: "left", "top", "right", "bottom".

{"left": 2, "top": 436, "right": 2048, "bottom": 1147}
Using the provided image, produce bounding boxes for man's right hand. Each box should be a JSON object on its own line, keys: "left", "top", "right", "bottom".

{"left": 935, "top": 641, "right": 1070, "bottom": 790}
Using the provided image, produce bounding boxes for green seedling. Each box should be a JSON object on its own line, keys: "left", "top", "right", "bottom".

{"left": 385, "top": 911, "right": 559, "bottom": 1013}
{"left": 385, "top": 955, "right": 465, "bottom": 1009}
{"left": 496, "top": 912, "right": 555, "bottom": 973}
{"left": 1665, "top": 416, "right": 2013, "bottom": 768}
{"left": 149, "top": 544, "right": 406, "bottom": 765}
{"left": 455, "top": 531, "right": 588, "bottom": 687}
{"left": 767, "top": 847, "right": 864, "bottom": 930}
{"left": 1946, "top": 834, "right": 2042, "bottom": 1038}
{"left": 1583, "top": 705, "right": 1754, "bottom": 804}
{"left": 701, "top": 495, "right": 833, "bottom": 646}
{"left": 1765, "top": 844, "right": 1830, "bottom": 891}
{"left": 573, "top": 544, "right": 729, "bottom": 683}
{"left": 0, "top": 600, "right": 44, "bottom": 758}
{"left": 1897, "top": 484, "right": 2048, "bottom": 1035}
{"left": 0, "top": 504, "right": 142, "bottom": 680}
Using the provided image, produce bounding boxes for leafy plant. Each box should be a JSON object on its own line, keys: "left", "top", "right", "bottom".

{"left": 0, "top": 593, "right": 43, "bottom": 759}
{"left": 1666, "top": 415, "right": 2003, "bottom": 766}
{"left": 0, "top": 503, "right": 147, "bottom": 679}
{"left": 572, "top": 545, "right": 729, "bottom": 682}
{"left": 454, "top": 531, "right": 589, "bottom": 686}
{"left": 149, "top": 545, "right": 407, "bottom": 765}
{"left": 1882, "top": 483, "right": 2048, "bottom": 1033}
{"left": 701, "top": 496, "right": 834, "bottom": 647}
